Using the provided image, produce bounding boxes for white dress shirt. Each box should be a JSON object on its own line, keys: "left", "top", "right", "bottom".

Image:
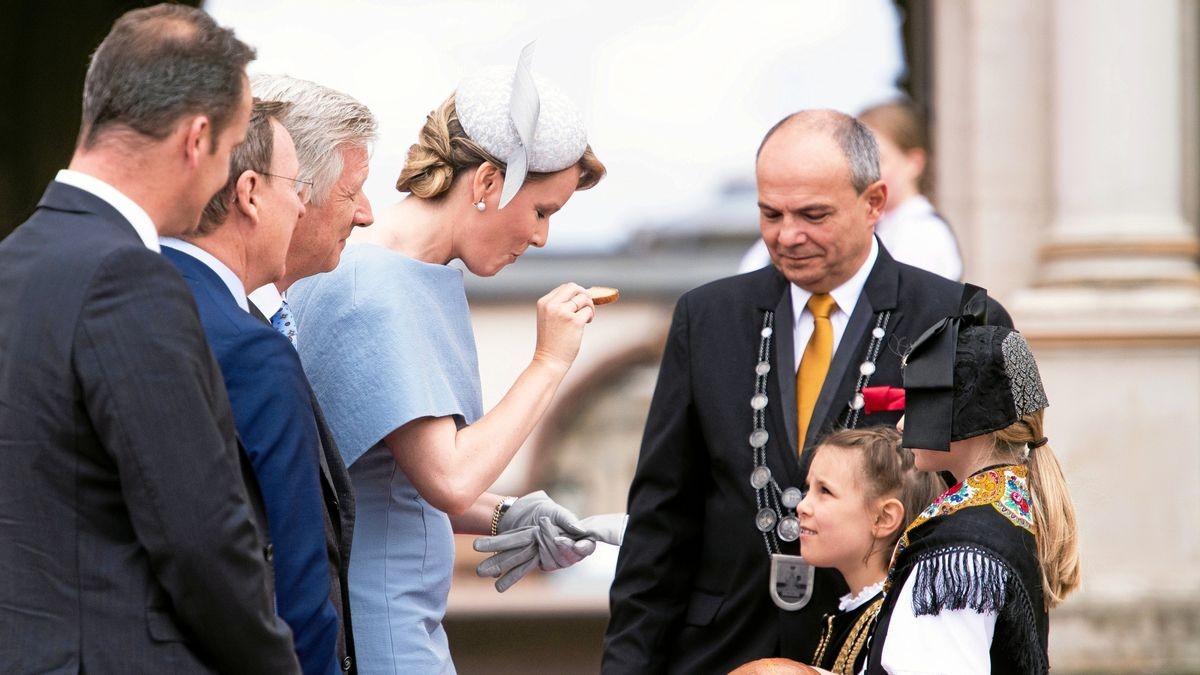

{"left": 874, "top": 196, "right": 962, "bottom": 281}
{"left": 248, "top": 283, "right": 285, "bottom": 319}
{"left": 160, "top": 238, "right": 249, "bottom": 312}
{"left": 54, "top": 169, "right": 159, "bottom": 252}
{"left": 790, "top": 237, "right": 879, "bottom": 371}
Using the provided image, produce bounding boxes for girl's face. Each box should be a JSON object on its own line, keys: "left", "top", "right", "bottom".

{"left": 796, "top": 446, "right": 878, "bottom": 572}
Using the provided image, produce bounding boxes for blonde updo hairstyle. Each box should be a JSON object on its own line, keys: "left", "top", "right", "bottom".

{"left": 395, "top": 94, "right": 605, "bottom": 200}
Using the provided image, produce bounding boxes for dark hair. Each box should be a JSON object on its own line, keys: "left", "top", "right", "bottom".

{"left": 813, "top": 426, "right": 945, "bottom": 549}
{"left": 756, "top": 109, "right": 880, "bottom": 194}
{"left": 80, "top": 4, "right": 256, "bottom": 148}
{"left": 194, "top": 100, "right": 292, "bottom": 235}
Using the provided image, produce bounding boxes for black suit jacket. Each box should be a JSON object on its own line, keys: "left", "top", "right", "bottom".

{"left": 0, "top": 182, "right": 299, "bottom": 674}
{"left": 603, "top": 244, "right": 1011, "bottom": 674}
{"left": 250, "top": 302, "right": 358, "bottom": 674}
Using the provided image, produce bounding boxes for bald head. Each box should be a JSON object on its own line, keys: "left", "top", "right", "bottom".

{"left": 757, "top": 109, "right": 881, "bottom": 194}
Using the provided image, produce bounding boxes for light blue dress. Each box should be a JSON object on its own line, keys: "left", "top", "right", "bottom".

{"left": 289, "top": 244, "right": 484, "bottom": 675}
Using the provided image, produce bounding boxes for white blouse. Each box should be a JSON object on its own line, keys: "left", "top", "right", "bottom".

{"left": 878, "top": 551, "right": 1000, "bottom": 674}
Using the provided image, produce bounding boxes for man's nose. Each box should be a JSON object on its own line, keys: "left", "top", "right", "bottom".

{"left": 777, "top": 218, "right": 809, "bottom": 247}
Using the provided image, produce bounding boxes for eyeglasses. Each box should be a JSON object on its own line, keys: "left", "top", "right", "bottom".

{"left": 261, "top": 172, "right": 314, "bottom": 203}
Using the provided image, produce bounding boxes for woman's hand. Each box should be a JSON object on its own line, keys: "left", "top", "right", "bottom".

{"left": 532, "top": 282, "right": 594, "bottom": 371}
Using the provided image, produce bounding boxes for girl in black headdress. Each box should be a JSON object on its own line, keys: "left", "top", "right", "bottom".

{"left": 865, "top": 322, "right": 1082, "bottom": 675}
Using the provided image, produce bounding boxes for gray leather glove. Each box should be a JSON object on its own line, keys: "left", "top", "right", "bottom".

{"left": 474, "top": 518, "right": 595, "bottom": 592}
{"left": 497, "top": 490, "right": 589, "bottom": 538}
{"left": 580, "top": 513, "right": 628, "bottom": 546}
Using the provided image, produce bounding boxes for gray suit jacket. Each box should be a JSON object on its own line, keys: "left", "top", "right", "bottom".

{"left": 0, "top": 182, "right": 299, "bottom": 673}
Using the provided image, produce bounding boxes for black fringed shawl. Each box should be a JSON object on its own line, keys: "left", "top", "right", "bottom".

{"left": 865, "top": 465, "right": 1049, "bottom": 675}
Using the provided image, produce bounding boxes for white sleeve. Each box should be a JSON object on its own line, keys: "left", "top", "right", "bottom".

{"left": 879, "top": 554, "right": 999, "bottom": 674}
{"left": 882, "top": 213, "right": 963, "bottom": 281}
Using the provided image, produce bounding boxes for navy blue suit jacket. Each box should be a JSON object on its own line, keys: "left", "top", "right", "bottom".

{"left": 165, "top": 247, "right": 340, "bottom": 675}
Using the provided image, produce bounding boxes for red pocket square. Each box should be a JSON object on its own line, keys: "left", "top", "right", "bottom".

{"left": 861, "top": 386, "right": 905, "bottom": 414}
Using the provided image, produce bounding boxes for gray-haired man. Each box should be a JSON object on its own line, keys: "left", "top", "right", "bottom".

{"left": 248, "top": 74, "right": 378, "bottom": 674}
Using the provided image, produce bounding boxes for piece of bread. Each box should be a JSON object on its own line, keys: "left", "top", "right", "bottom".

{"left": 586, "top": 286, "right": 620, "bottom": 305}
{"left": 727, "top": 658, "right": 822, "bottom": 675}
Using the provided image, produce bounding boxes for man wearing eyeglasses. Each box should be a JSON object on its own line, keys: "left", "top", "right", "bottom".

{"left": 161, "top": 99, "right": 342, "bottom": 675}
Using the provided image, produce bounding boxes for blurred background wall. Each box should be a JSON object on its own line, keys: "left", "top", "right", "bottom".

{"left": 3, "top": 1, "right": 1197, "bottom": 672}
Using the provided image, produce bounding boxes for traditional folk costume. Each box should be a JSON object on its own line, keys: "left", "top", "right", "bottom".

{"left": 810, "top": 582, "right": 884, "bottom": 674}
{"left": 864, "top": 299, "right": 1052, "bottom": 675}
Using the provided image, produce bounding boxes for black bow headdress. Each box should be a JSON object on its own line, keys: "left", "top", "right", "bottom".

{"left": 899, "top": 285, "right": 1047, "bottom": 451}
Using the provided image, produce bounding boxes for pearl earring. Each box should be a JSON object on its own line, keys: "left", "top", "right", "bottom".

{"left": 475, "top": 200, "right": 486, "bottom": 212}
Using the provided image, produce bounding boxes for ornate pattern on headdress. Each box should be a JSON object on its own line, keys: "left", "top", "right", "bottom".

{"left": 1001, "top": 331, "right": 1049, "bottom": 418}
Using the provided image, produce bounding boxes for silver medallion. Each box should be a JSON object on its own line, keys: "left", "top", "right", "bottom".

{"left": 761, "top": 326, "right": 774, "bottom": 338}
{"left": 749, "top": 429, "right": 769, "bottom": 448}
{"left": 851, "top": 393, "right": 865, "bottom": 410}
{"left": 872, "top": 327, "right": 886, "bottom": 339}
{"left": 859, "top": 361, "right": 876, "bottom": 376}
{"left": 750, "top": 393, "right": 768, "bottom": 410}
{"left": 756, "top": 508, "right": 778, "bottom": 532}
{"left": 781, "top": 487, "right": 803, "bottom": 509}
{"left": 769, "top": 553, "right": 815, "bottom": 611}
{"left": 755, "top": 361, "right": 771, "bottom": 376}
{"left": 776, "top": 516, "right": 801, "bottom": 542}
{"left": 750, "top": 465, "right": 772, "bottom": 490}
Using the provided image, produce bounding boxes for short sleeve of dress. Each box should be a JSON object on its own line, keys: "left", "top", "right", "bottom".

{"left": 288, "top": 245, "right": 485, "bottom": 468}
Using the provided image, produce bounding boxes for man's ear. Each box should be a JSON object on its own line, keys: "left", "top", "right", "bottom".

{"left": 471, "top": 162, "right": 502, "bottom": 203}
{"left": 182, "top": 115, "right": 212, "bottom": 169}
{"left": 233, "top": 170, "right": 259, "bottom": 222}
{"left": 873, "top": 497, "right": 906, "bottom": 540}
{"left": 864, "top": 179, "right": 887, "bottom": 225}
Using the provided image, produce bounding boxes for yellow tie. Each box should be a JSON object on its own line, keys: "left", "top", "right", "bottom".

{"left": 797, "top": 293, "right": 837, "bottom": 454}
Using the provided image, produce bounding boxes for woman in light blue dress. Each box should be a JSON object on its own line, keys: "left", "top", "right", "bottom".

{"left": 288, "top": 53, "right": 613, "bottom": 674}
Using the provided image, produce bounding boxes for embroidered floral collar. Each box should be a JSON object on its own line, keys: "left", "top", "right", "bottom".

{"left": 885, "top": 464, "right": 1035, "bottom": 589}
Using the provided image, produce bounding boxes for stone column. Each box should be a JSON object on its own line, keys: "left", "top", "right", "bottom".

{"left": 935, "top": 0, "right": 1200, "bottom": 670}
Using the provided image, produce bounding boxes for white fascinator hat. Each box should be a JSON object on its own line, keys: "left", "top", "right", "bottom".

{"left": 454, "top": 43, "right": 589, "bottom": 208}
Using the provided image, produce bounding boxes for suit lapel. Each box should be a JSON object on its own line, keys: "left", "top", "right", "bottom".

{"left": 773, "top": 290, "right": 798, "bottom": 457}
{"left": 248, "top": 300, "right": 340, "bottom": 513}
{"left": 743, "top": 270, "right": 802, "bottom": 491}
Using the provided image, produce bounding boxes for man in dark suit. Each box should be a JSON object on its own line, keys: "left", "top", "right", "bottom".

{"left": 163, "top": 100, "right": 342, "bottom": 675}
{"left": 0, "top": 5, "right": 299, "bottom": 673}
{"left": 603, "top": 110, "right": 1011, "bottom": 674}
{"left": 247, "top": 75, "right": 379, "bottom": 674}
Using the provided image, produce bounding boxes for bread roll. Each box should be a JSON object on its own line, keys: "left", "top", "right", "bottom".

{"left": 586, "top": 286, "right": 620, "bottom": 305}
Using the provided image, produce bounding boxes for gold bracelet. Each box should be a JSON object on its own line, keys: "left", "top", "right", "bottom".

{"left": 490, "top": 496, "right": 517, "bottom": 536}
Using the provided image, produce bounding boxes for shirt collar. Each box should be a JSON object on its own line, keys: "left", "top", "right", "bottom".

{"left": 160, "top": 238, "right": 249, "bottom": 312}
{"left": 790, "top": 236, "right": 879, "bottom": 323}
{"left": 55, "top": 169, "right": 160, "bottom": 252}
{"left": 248, "top": 282, "right": 285, "bottom": 318}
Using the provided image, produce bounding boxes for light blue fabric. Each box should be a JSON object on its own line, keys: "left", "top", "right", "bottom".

{"left": 289, "top": 244, "right": 484, "bottom": 675}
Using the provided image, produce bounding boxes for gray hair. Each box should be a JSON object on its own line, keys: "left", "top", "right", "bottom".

{"left": 81, "top": 4, "right": 255, "bottom": 148}
{"left": 757, "top": 109, "right": 881, "bottom": 194}
{"left": 250, "top": 74, "right": 378, "bottom": 205}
